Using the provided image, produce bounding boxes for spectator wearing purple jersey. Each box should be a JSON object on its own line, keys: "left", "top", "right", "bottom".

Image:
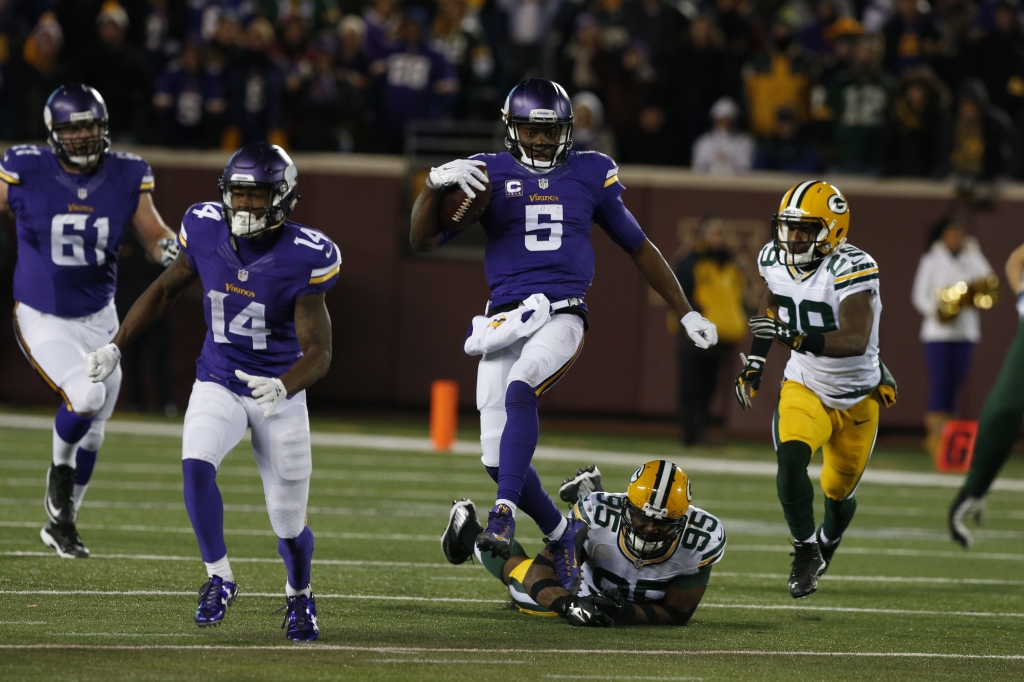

{"left": 222, "top": 17, "right": 286, "bottom": 148}
{"left": 364, "top": 0, "right": 400, "bottom": 60}
{"left": 373, "top": 6, "right": 458, "bottom": 153}
{"left": 432, "top": 0, "right": 497, "bottom": 121}
{"left": 153, "top": 40, "right": 227, "bottom": 147}
{"left": 882, "top": 0, "right": 941, "bottom": 76}
{"left": 290, "top": 34, "right": 345, "bottom": 151}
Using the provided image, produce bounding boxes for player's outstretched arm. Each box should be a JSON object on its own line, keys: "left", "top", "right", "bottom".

{"left": 749, "top": 290, "right": 873, "bottom": 358}
{"left": 132, "top": 193, "right": 178, "bottom": 266}
{"left": 410, "top": 184, "right": 444, "bottom": 252}
{"left": 595, "top": 584, "right": 706, "bottom": 626}
{"left": 410, "top": 159, "right": 488, "bottom": 252}
{"left": 278, "top": 293, "right": 333, "bottom": 396}
{"left": 86, "top": 253, "right": 198, "bottom": 382}
{"left": 630, "top": 239, "right": 718, "bottom": 349}
{"left": 522, "top": 549, "right": 611, "bottom": 627}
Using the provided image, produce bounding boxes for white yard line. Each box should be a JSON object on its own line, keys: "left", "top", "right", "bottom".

{"left": 726, "top": 543, "right": 1024, "bottom": 561}
{"left": 0, "top": 643, "right": 1021, "bottom": 659}
{"left": 0, "top": 414, "right": 1021, "bottom": 491}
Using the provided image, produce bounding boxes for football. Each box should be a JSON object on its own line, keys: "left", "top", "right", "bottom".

{"left": 439, "top": 166, "right": 491, "bottom": 231}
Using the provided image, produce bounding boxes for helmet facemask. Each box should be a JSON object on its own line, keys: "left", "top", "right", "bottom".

{"left": 773, "top": 212, "right": 835, "bottom": 266}
{"left": 219, "top": 166, "right": 298, "bottom": 238}
{"left": 504, "top": 115, "right": 573, "bottom": 170}
{"left": 48, "top": 119, "right": 110, "bottom": 171}
{"left": 621, "top": 500, "right": 685, "bottom": 560}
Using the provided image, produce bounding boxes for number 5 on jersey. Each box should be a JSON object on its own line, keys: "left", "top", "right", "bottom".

{"left": 525, "top": 205, "right": 562, "bottom": 252}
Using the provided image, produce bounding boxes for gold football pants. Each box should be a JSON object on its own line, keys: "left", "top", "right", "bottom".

{"left": 773, "top": 380, "right": 880, "bottom": 501}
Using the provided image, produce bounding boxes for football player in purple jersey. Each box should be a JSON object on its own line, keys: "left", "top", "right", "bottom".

{"left": 0, "top": 84, "right": 177, "bottom": 559}
{"left": 411, "top": 79, "right": 718, "bottom": 592}
{"left": 85, "top": 143, "right": 339, "bottom": 641}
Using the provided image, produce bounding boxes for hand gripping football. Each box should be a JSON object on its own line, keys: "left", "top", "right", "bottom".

{"left": 439, "top": 166, "right": 491, "bottom": 231}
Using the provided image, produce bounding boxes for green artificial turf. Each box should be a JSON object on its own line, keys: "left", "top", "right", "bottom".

{"left": 0, "top": 415, "right": 1022, "bottom": 681}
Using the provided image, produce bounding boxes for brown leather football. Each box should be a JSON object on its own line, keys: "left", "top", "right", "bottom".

{"left": 439, "top": 166, "right": 491, "bottom": 231}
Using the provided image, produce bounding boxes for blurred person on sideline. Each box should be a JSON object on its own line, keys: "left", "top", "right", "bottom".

{"left": 948, "top": 78, "right": 1017, "bottom": 184}
{"left": 882, "top": 66, "right": 950, "bottom": 177}
{"left": 153, "top": 40, "right": 227, "bottom": 147}
{"left": 911, "top": 216, "right": 994, "bottom": 461}
{"left": 79, "top": 2, "right": 150, "bottom": 144}
{"left": 571, "top": 91, "right": 616, "bottom": 157}
{"left": 754, "top": 105, "right": 822, "bottom": 172}
{"left": 692, "top": 96, "right": 755, "bottom": 174}
{"left": 949, "top": 238, "right": 1024, "bottom": 548}
{"left": 674, "top": 216, "right": 748, "bottom": 446}
{"left": 222, "top": 16, "right": 286, "bottom": 148}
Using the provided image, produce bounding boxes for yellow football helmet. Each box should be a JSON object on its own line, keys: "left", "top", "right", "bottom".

{"left": 773, "top": 180, "right": 850, "bottom": 265}
{"left": 621, "top": 460, "right": 692, "bottom": 561}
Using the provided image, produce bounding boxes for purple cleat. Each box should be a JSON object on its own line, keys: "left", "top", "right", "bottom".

{"left": 546, "top": 518, "right": 589, "bottom": 592}
{"left": 280, "top": 594, "right": 319, "bottom": 642}
{"left": 476, "top": 503, "right": 516, "bottom": 559}
{"left": 194, "top": 576, "right": 238, "bottom": 627}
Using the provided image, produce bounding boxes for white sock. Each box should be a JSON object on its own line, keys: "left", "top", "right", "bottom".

{"left": 495, "top": 499, "right": 518, "bottom": 515}
{"left": 818, "top": 529, "right": 835, "bottom": 546}
{"left": 205, "top": 554, "right": 234, "bottom": 582}
{"left": 286, "top": 581, "right": 311, "bottom": 598}
{"left": 71, "top": 484, "right": 89, "bottom": 512}
{"left": 546, "top": 516, "right": 568, "bottom": 542}
{"left": 802, "top": 533, "right": 817, "bottom": 544}
{"left": 52, "top": 427, "right": 77, "bottom": 468}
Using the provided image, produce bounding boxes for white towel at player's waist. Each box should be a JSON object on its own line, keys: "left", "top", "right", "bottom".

{"left": 464, "top": 294, "right": 553, "bottom": 356}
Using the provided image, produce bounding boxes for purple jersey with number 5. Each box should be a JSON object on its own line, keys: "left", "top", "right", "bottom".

{"left": 1, "top": 145, "right": 154, "bottom": 317}
{"left": 464, "top": 150, "right": 646, "bottom": 309}
{"left": 177, "top": 202, "right": 341, "bottom": 396}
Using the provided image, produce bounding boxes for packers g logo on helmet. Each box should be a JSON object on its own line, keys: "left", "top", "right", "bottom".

{"left": 620, "top": 460, "right": 691, "bottom": 563}
{"left": 773, "top": 180, "right": 850, "bottom": 266}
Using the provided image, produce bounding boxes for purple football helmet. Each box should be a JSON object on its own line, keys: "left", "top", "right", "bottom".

{"left": 218, "top": 143, "right": 299, "bottom": 238}
{"left": 502, "top": 79, "right": 574, "bottom": 169}
{"left": 44, "top": 84, "right": 110, "bottom": 170}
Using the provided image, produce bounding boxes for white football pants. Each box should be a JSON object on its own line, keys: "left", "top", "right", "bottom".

{"left": 476, "top": 313, "right": 585, "bottom": 467}
{"left": 182, "top": 380, "right": 312, "bottom": 539}
{"left": 14, "top": 300, "right": 120, "bottom": 451}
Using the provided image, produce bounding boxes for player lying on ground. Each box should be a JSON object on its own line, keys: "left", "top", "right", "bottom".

{"left": 735, "top": 181, "right": 896, "bottom": 599}
{"left": 442, "top": 461, "right": 725, "bottom": 626}
{"left": 84, "top": 143, "right": 340, "bottom": 641}
{"left": 410, "top": 78, "right": 718, "bottom": 594}
{"left": 950, "top": 239, "right": 1024, "bottom": 547}
{"left": 0, "top": 83, "right": 177, "bottom": 559}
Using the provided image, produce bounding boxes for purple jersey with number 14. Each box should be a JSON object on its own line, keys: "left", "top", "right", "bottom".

{"left": 1, "top": 145, "right": 154, "bottom": 317}
{"left": 177, "top": 202, "right": 341, "bottom": 396}
{"left": 465, "top": 150, "right": 646, "bottom": 309}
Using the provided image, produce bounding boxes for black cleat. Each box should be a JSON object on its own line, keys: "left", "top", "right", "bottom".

{"left": 45, "top": 464, "right": 76, "bottom": 524}
{"left": 815, "top": 526, "right": 841, "bottom": 575}
{"left": 949, "top": 490, "right": 986, "bottom": 549}
{"left": 558, "top": 465, "right": 604, "bottom": 505}
{"left": 40, "top": 521, "right": 89, "bottom": 558}
{"left": 788, "top": 540, "right": 826, "bottom": 599}
{"left": 441, "top": 499, "right": 479, "bottom": 565}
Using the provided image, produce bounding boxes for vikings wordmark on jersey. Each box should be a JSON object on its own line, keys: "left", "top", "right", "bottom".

{"left": 759, "top": 241, "right": 883, "bottom": 410}
{"left": 2, "top": 144, "right": 154, "bottom": 317}
{"left": 177, "top": 202, "right": 341, "bottom": 396}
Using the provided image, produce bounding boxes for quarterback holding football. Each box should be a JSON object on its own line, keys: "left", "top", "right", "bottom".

{"left": 735, "top": 181, "right": 896, "bottom": 599}
{"left": 0, "top": 84, "right": 177, "bottom": 559}
{"left": 442, "top": 461, "right": 725, "bottom": 626}
{"left": 85, "top": 143, "right": 339, "bottom": 640}
{"left": 410, "top": 78, "right": 717, "bottom": 593}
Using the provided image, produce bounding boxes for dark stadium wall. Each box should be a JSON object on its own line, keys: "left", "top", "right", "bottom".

{"left": 1, "top": 148, "right": 1021, "bottom": 434}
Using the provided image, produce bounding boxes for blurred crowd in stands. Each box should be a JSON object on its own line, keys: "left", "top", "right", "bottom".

{"left": 2, "top": 0, "right": 1024, "bottom": 179}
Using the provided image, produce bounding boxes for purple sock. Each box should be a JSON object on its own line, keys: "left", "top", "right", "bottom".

{"left": 55, "top": 404, "right": 94, "bottom": 445}
{"left": 487, "top": 462, "right": 562, "bottom": 536}
{"left": 75, "top": 449, "right": 97, "bottom": 485}
{"left": 278, "top": 526, "right": 315, "bottom": 591}
{"left": 496, "top": 381, "right": 540, "bottom": 507}
{"left": 182, "top": 460, "right": 227, "bottom": 563}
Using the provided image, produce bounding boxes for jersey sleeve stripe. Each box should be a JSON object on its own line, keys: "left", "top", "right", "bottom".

{"left": 834, "top": 267, "right": 878, "bottom": 283}
{"left": 699, "top": 547, "right": 725, "bottom": 566}
{"left": 572, "top": 501, "right": 592, "bottom": 525}
{"left": 606, "top": 167, "right": 619, "bottom": 179}
{"left": 309, "top": 266, "right": 340, "bottom": 285}
{"left": 0, "top": 166, "right": 20, "bottom": 184}
{"left": 309, "top": 251, "right": 342, "bottom": 283}
{"left": 603, "top": 175, "right": 619, "bottom": 187}
{"left": 700, "top": 531, "right": 727, "bottom": 562}
{"left": 834, "top": 272, "right": 879, "bottom": 290}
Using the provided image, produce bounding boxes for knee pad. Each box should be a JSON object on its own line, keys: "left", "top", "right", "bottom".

{"left": 64, "top": 377, "right": 106, "bottom": 416}
{"left": 78, "top": 421, "right": 106, "bottom": 453}
{"left": 266, "top": 481, "right": 309, "bottom": 539}
{"left": 479, "top": 408, "right": 506, "bottom": 468}
{"left": 268, "top": 419, "right": 312, "bottom": 481}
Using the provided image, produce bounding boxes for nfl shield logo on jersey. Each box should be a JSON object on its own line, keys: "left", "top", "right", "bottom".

{"left": 237, "top": 269, "right": 248, "bottom": 282}
{"left": 78, "top": 188, "right": 88, "bottom": 199}
{"left": 538, "top": 179, "right": 549, "bottom": 189}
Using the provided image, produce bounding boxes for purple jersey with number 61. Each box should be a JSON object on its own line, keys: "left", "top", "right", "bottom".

{"left": 1, "top": 144, "right": 154, "bottom": 317}
{"left": 178, "top": 202, "right": 341, "bottom": 396}
{"left": 463, "top": 150, "right": 646, "bottom": 309}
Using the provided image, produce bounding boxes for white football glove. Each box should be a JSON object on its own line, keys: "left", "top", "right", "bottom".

{"left": 681, "top": 311, "right": 718, "bottom": 349}
{"left": 235, "top": 369, "right": 287, "bottom": 417}
{"left": 158, "top": 237, "right": 180, "bottom": 268}
{"left": 426, "top": 159, "right": 488, "bottom": 199}
{"left": 85, "top": 343, "right": 121, "bottom": 383}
